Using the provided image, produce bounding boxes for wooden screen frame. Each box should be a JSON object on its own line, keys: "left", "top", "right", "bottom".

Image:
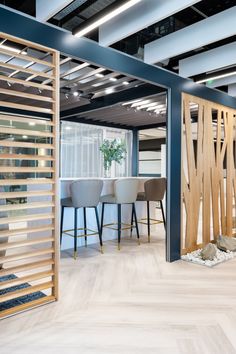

{"left": 0, "top": 32, "right": 59, "bottom": 318}
{"left": 182, "top": 93, "right": 236, "bottom": 254}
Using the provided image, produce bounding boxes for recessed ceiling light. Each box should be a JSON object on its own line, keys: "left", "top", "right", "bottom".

{"left": 123, "top": 81, "right": 129, "bottom": 85}
{"left": 109, "top": 77, "right": 117, "bottom": 82}
{"left": 131, "top": 100, "right": 150, "bottom": 107}
{"left": 73, "top": 91, "right": 79, "bottom": 97}
{"left": 22, "top": 135, "right": 28, "bottom": 139}
{"left": 105, "top": 87, "right": 114, "bottom": 94}
{"left": 96, "top": 73, "right": 104, "bottom": 78}
{"left": 29, "top": 122, "right": 36, "bottom": 126}
{"left": 122, "top": 99, "right": 142, "bottom": 106}
{"left": 137, "top": 102, "right": 159, "bottom": 110}
{"left": 147, "top": 104, "right": 165, "bottom": 111}
{"left": 74, "top": 0, "right": 142, "bottom": 38}
{"left": 65, "top": 126, "right": 72, "bottom": 130}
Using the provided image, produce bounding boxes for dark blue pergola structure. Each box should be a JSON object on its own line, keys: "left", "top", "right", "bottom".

{"left": 1, "top": 5, "right": 236, "bottom": 262}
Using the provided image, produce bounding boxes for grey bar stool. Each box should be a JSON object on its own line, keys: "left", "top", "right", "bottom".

{"left": 100, "top": 178, "right": 140, "bottom": 250}
{"left": 60, "top": 179, "right": 103, "bottom": 259}
{"left": 133, "top": 178, "right": 166, "bottom": 242}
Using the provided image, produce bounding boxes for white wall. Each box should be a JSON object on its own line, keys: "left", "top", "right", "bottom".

{"left": 139, "top": 151, "right": 161, "bottom": 175}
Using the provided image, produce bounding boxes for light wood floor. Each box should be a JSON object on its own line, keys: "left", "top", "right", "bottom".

{"left": 1, "top": 225, "right": 236, "bottom": 354}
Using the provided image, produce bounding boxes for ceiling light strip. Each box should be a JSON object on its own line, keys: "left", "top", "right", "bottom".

{"left": 74, "top": 0, "right": 142, "bottom": 38}
{"left": 196, "top": 70, "right": 236, "bottom": 84}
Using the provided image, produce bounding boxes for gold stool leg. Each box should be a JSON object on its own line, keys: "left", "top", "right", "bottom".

{"left": 100, "top": 245, "right": 104, "bottom": 254}
{"left": 118, "top": 242, "right": 121, "bottom": 251}
{"left": 73, "top": 250, "right": 77, "bottom": 260}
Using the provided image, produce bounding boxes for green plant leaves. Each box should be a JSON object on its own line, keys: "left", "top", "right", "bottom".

{"left": 99, "top": 139, "right": 127, "bottom": 171}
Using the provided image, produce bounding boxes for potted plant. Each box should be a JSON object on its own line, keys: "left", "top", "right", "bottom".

{"left": 99, "top": 139, "right": 127, "bottom": 177}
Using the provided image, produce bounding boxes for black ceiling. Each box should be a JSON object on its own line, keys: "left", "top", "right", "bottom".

{"left": 1, "top": 0, "right": 236, "bottom": 78}
{"left": 0, "top": 0, "right": 35, "bottom": 16}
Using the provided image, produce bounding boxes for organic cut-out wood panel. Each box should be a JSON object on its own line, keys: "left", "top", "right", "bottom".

{"left": 182, "top": 93, "right": 236, "bottom": 254}
{"left": 0, "top": 32, "right": 59, "bottom": 318}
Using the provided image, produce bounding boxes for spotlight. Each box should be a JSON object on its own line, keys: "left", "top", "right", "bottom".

{"left": 123, "top": 81, "right": 129, "bottom": 85}
{"left": 96, "top": 73, "right": 104, "bottom": 78}
{"left": 109, "top": 77, "right": 117, "bottom": 82}
{"left": 7, "top": 82, "right": 11, "bottom": 87}
{"left": 29, "top": 122, "right": 35, "bottom": 126}
{"left": 73, "top": 91, "right": 79, "bottom": 97}
{"left": 65, "top": 93, "right": 69, "bottom": 99}
{"left": 38, "top": 88, "right": 42, "bottom": 94}
{"left": 22, "top": 135, "right": 28, "bottom": 139}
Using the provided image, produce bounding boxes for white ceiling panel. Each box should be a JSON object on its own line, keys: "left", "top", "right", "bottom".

{"left": 99, "top": 0, "right": 200, "bottom": 47}
{"left": 144, "top": 6, "right": 236, "bottom": 64}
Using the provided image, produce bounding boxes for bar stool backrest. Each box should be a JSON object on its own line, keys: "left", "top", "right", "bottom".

{"left": 114, "top": 178, "right": 139, "bottom": 204}
{"left": 144, "top": 178, "right": 166, "bottom": 201}
{"left": 70, "top": 179, "right": 103, "bottom": 208}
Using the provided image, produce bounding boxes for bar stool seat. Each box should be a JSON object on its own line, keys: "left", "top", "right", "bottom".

{"left": 135, "top": 178, "right": 166, "bottom": 242}
{"left": 100, "top": 178, "right": 140, "bottom": 250}
{"left": 60, "top": 179, "right": 103, "bottom": 259}
{"left": 61, "top": 197, "right": 73, "bottom": 207}
{"left": 136, "top": 192, "right": 146, "bottom": 201}
{"left": 99, "top": 194, "right": 116, "bottom": 204}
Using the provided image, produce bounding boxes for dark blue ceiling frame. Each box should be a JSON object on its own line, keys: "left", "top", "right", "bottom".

{"left": 1, "top": 7, "right": 236, "bottom": 262}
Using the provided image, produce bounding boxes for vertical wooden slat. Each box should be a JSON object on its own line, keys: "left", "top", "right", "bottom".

{"left": 51, "top": 50, "right": 60, "bottom": 300}
{"left": 226, "top": 111, "right": 234, "bottom": 236}
{"left": 182, "top": 94, "right": 236, "bottom": 254}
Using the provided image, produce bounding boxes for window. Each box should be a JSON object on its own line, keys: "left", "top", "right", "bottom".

{"left": 60, "top": 122, "right": 132, "bottom": 178}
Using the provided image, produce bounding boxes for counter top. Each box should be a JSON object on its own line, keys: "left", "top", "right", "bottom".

{"left": 60, "top": 177, "right": 155, "bottom": 181}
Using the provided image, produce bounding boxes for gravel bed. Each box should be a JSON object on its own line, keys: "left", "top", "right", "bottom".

{"left": 182, "top": 245, "right": 236, "bottom": 267}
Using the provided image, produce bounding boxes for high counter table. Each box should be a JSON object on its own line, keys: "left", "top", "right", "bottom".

{"left": 60, "top": 177, "right": 163, "bottom": 251}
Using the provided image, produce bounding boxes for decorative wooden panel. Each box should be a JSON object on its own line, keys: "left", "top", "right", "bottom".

{"left": 182, "top": 93, "right": 236, "bottom": 254}
{"left": 0, "top": 32, "right": 59, "bottom": 318}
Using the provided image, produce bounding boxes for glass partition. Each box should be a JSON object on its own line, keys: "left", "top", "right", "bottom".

{"left": 60, "top": 121, "right": 132, "bottom": 178}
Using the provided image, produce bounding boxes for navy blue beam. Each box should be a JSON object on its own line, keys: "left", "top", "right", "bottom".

{"left": 61, "top": 84, "right": 165, "bottom": 119}
{"left": 1, "top": 6, "right": 236, "bottom": 109}
{"left": 166, "top": 89, "right": 182, "bottom": 262}
{"left": 132, "top": 129, "right": 139, "bottom": 177}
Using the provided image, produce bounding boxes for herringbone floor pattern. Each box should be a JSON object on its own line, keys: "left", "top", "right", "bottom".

{"left": 1, "top": 225, "right": 236, "bottom": 354}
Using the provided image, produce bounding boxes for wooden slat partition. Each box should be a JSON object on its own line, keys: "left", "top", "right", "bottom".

{"left": 182, "top": 93, "right": 236, "bottom": 254}
{"left": 0, "top": 32, "right": 59, "bottom": 318}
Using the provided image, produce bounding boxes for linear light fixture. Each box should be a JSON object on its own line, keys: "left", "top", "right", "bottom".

{"left": 196, "top": 70, "right": 236, "bottom": 84}
{"left": 74, "top": 0, "right": 142, "bottom": 38}
{"left": 96, "top": 73, "right": 104, "bottom": 78}
{"left": 122, "top": 99, "right": 142, "bottom": 106}
{"left": 131, "top": 100, "right": 150, "bottom": 107}
{"left": 147, "top": 104, "right": 165, "bottom": 111}
{"left": 136, "top": 102, "right": 158, "bottom": 110}
{"left": 0, "top": 44, "right": 27, "bottom": 55}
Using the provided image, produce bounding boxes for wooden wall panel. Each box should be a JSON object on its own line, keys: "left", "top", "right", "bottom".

{"left": 182, "top": 93, "right": 236, "bottom": 254}
{"left": 0, "top": 32, "right": 59, "bottom": 318}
